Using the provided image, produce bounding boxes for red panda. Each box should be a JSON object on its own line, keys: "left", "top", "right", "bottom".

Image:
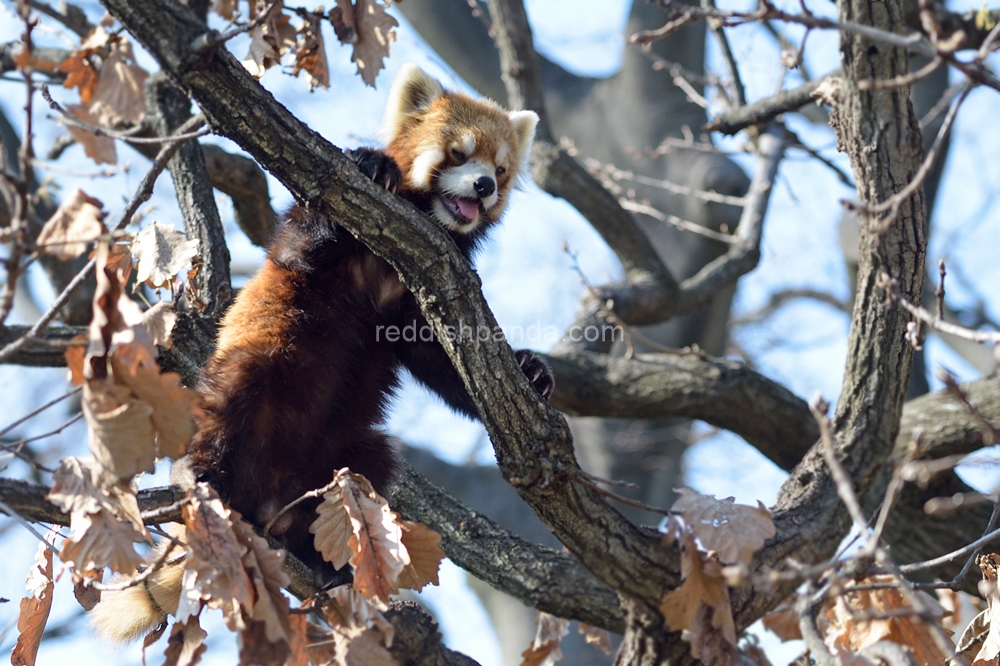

{"left": 90, "top": 64, "right": 553, "bottom": 642}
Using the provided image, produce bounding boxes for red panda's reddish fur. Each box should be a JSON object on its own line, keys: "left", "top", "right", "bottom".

{"left": 90, "top": 64, "right": 552, "bottom": 645}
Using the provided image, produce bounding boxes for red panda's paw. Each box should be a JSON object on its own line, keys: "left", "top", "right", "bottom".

{"left": 346, "top": 147, "right": 403, "bottom": 194}
{"left": 514, "top": 349, "right": 555, "bottom": 402}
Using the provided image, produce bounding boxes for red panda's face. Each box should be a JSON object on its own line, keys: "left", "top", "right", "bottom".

{"left": 383, "top": 65, "right": 538, "bottom": 236}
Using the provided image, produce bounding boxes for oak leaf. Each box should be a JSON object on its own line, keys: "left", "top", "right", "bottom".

{"left": 11, "top": 537, "right": 55, "bottom": 666}
{"left": 317, "top": 585, "right": 397, "bottom": 666}
{"left": 64, "top": 104, "right": 117, "bottom": 165}
{"left": 83, "top": 378, "right": 157, "bottom": 479}
{"left": 242, "top": 1, "right": 296, "bottom": 78}
{"left": 233, "top": 516, "right": 292, "bottom": 645}
{"left": 87, "top": 241, "right": 150, "bottom": 378}
{"left": 47, "top": 456, "right": 148, "bottom": 573}
{"left": 142, "top": 301, "right": 178, "bottom": 350}
{"left": 238, "top": 619, "right": 291, "bottom": 666}
{"left": 310, "top": 469, "right": 408, "bottom": 606}
{"left": 671, "top": 487, "right": 776, "bottom": 567}
{"left": 824, "top": 575, "right": 949, "bottom": 666}
{"left": 578, "top": 623, "right": 612, "bottom": 654}
{"left": 284, "top": 614, "right": 309, "bottom": 666}
{"left": 176, "top": 483, "right": 254, "bottom": 632}
{"left": 60, "top": 52, "right": 99, "bottom": 105}
{"left": 685, "top": 602, "right": 739, "bottom": 666}
{"left": 396, "top": 518, "right": 444, "bottom": 591}
{"left": 36, "top": 188, "right": 107, "bottom": 260}
{"left": 761, "top": 601, "right": 803, "bottom": 641}
{"left": 211, "top": 0, "right": 238, "bottom": 20}
{"left": 348, "top": 0, "right": 398, "bottom": 87}
{"left": 108, "top": 353, "right": 200, "bottom": 460}
{"left": 520, "top": 611, "right": 570, "bottom": 666}
{"left": 292, "top": 11, "right": 330, "bottom": 90}
{"left": 72, "top": 568, "right": 103, "bottom": 611}
{"left": 163, "top": 616, "right": 208, "bottom": 666}
{"left": 64, "top": 335, "right": 88, "bottom": 386}
{"left": 132, "top": 222, "right": 199, "bottom": 289}
{"left": 974, "top": 554, "right": 1000, "bottom": 663}
{"left": 660, "top": 530, "right": 736, "bottom": 650}
{"left": 89, "top": 40, "right": 148, "bottom": 126}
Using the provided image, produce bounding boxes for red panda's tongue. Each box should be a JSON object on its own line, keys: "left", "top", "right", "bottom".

{"left": 455, "top": 198, "right": 478, "bottom": 220}
{"left": 444, "top": 195, "right": 479, "bottom": 222}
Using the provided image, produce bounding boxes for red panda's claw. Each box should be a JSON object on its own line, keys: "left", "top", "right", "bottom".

{"left": 346, "top": 147, "right": 403, "bottom": 195}
{"left": 514, "top": 349, "right": 555, "bottom": 402}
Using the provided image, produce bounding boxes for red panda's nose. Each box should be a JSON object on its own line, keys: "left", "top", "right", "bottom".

{"left": 473, "top": 176, "right": 496, "bottom": 198}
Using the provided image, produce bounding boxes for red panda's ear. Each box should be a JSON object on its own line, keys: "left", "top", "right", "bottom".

{"left": 509, "top": 110, "right": 539, "bottom": 166}
{"left": 383, "top": 64, "right": 445, "bottom": 142}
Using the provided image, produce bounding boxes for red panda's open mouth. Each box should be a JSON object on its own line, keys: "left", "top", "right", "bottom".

{"left": 440, "top": 194, "right": 480, "bottom": 224}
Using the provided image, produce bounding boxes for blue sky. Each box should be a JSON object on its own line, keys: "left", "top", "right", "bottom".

{"left": 0, "top": 0, "right": 998, "bottom": 663}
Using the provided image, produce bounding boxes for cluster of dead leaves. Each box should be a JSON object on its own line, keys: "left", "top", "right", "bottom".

{"left": 762, "top": 576, "right": 954, "bottom": 665}
{"left": 49, "top": 20, "right": 149, "bottom": 164}
{"left": 310, "top": 468, "right": 445, "bottom": 607}
{"left": 516, "top": 611, "right": 611, "bottom": 666}
{"left": 659, "top": 488, "right": 777, "bottom": 666}
{"left": 238, "top": 0, "right": 396, "bottom": 87}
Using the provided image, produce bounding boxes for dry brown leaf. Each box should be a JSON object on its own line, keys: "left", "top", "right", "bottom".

{"left": 60, "top": 51, "right": 99, "bottom": 105}
{"left": 239, "top": 619, "right": 291, "bottom": 666}
{"left": 36, "top": 188, "right": 107, "bottom": 260}
{"left": 163, "top": 616, "right": 208, "bottom": 666}
{"left": 310, "top": 469, "right": 408, "bottom": 606}
{"left": 761, "top": 602, "right": 803, "bottom": 641}
{"left": 142, "top": 620, "right": 169, "bottom": 666}
{"left": 108, "top": 354, "right": 200, "bottom": 460}
{"left": 350, "top": 0, "right": 398, "bottom": 87}
{"left": 211, "top": 0, "right": 238, "bottom": 20}
{"left": 64, "top": 334, "right": 88, "bottom": 386}
{"left": 89, "top": 39, "right": 148, "bottom": 126}
{"left": 578, "top": 623, "right": 612, "bottom": 654}
{"left": 342, "top": 472, "right": 407, "bottom": 605}
{"left": 975, "top": 554, "right": 1000, "bottom": 663}
{"left": 824, "top": 575, "right": 949, "bottom": 666}
{"left": 292, "top": 11, "right": 330, "bottom": 90}
{"left": 81, "top": 26, "right": 113, "bottom": 50}
{"left": 177, "top": 483, "right": 254, "bottom": 632}
{"left": 520, "top": 611, "right": 570, "bottom": 666}
{"left": 671, "top": 488, "right": 776, "bottom": 567}
{"left": 64, "top": 104, "right": 117, "bottom": 165}
{"left": 72, "top": 568, "right": 103, "bottom": 611}
{"left": 47, "top": 456, "right": 148, "bottom": 573}
{"left": 11, "top": 539, "right": 55, "bottom": 666}
{"left": 684, "top": 602, "right": 739, "bottom": 666}
{"left": 132, "top": 222, "right": 199, "bottom": 289}
{"left": 660, "top": 530, "right": 736, "bottom": 649}
{"left": 311, "top": 475, "right": 356, "bottom": 571}
{"left": 83, "top": 378, "right": 157, "bottom": 479}
{"left": 233, "top": 516, "right": 291, "bottom": 645}
{"left": 285, "top": 614, "right": 309, "bottom": 666}
{"left": 242, "top": 2, "right": 296, "bottom": 78}
{"left": 317, "top": 585, "right": 396, "bottom": 666}
{"left": 395, "top": 518, "right": 444, "bottom": 591}
{"left": 11, "top": 43, "right": 63, "bottom": 74}
{"left": 87, "top": 241, "right": 151, "bottom": 379}
{"left": 142, "top": 301, "right": 178, "bottom": 350}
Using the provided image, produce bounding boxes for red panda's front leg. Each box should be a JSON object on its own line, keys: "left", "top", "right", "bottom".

{"left": 346, "top": 147, "right": 403, "bottom": 194}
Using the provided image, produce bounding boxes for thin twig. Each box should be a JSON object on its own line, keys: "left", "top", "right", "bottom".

{"left": 857, "top": 56, "right": 943, "bottom": 91}
{"left": 0, "top": 499, "right": 60, "bottom": 555}
{"left": 703, "top": 0, "right": 747, "bottom": 107}
{"left": 572, "top": 472, "right": 672, "bottom": 516}
{"left": 92, "top": 541, "right": 186, "bottom": 592}
{"left": 621, "top": 200, "right": 738, "bottom": 244}
{"left": 263, "top": 478, "right": 338, "bottom": 537}
{"left": 0, "top": 387, "right": 81, "bottom": 439}
{"left": 41, "top": 85, "right": 210, "bottom": 144}
{"left": 0, "top": 114, "right": 205, "bottom": 363}
{"left": 810, "top": 394, "right": 872, "bottom": 547}
{"left": 582, "top": 156, "right": 747, "bottom": 206}
{"left": 878, "top": 272, "right": 1000, "bottom": 345}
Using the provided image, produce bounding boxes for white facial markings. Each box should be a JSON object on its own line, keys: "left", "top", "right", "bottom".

{"left": 409, "top": 147, "right": 444, "bottom": 190}
{"left": 437, "top": 159, "right": 499, "bottom": 210}
{"left": 495, "top": 143, "right": 509, "bottom": 167}
{"left": 461, "top": 133, "right": 476, "bottom": 156}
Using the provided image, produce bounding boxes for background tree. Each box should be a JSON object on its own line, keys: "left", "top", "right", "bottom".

{"left": 0, "top": 0, "right": 999, "bottom": 664}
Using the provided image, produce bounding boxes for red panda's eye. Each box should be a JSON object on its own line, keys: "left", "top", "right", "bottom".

{"left": 451, "top": 149, "right": 467, "bottom": 163}
{"left": 496, "top": 166, "right": 506, "bottom": 177}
